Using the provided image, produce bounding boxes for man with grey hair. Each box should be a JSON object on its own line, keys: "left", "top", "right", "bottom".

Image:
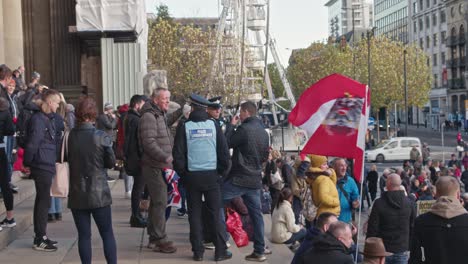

{"left": 138, "top": 87, "right": 182, "bottom": 253}
{"left": 379, "top": 169, "right": 391, "bottom": 194}
{"left": 409, "top": 176, "right": 468, "bottom": 264}
{"left": 367, "top": 173, "right": 416, "bottom": 264}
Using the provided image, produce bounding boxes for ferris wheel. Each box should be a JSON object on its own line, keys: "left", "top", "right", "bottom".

{"left": 209, "top": 0, "right": 295, "bottom": 125}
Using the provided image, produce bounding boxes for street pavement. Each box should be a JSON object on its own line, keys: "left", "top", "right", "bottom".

{"left": 0, "top": 174, "right": 293, "bottom": 264}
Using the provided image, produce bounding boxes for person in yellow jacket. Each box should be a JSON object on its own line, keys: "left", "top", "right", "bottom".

{"left": 305, "top": 155, "right": 341, "bottom": 218}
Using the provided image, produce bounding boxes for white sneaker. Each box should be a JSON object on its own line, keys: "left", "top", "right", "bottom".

{"left": 226, "top": 242, "right": 231, "bottom": 248}
{"left": 0, "top": 226, "right": 2, "bottom": 232}
{"left": 125, "top": 191, "right": 131, "bottom": 199}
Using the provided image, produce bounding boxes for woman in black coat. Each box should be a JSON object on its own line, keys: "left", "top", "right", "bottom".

{"left": 67, "top": 97, "right": 116, "bottom": 264}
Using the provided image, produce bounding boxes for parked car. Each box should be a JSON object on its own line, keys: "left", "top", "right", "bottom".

{"left": 366, "top": 137, "right": 422, "bottom": 163}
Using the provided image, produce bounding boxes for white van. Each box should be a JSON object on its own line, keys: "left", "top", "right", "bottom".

{"left": 366, "top": 137, "right": 422, "bottom": 163}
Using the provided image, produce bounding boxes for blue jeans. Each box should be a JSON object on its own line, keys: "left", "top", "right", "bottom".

{"left": 284, "top": 228, "right": 306, "bottom": 244}
{"left": 386, "top": 251, "right": 409, "bottom": 264}
{"left": 5, "top": 136, "right": 14, "bottom": 183}
{"left": 48, "top": 197, "right": 62, "bottom": 214}
{"left": 222, "top": 179, "right": 265, "bottom": 254}
{"left": 71, "top": 206, "right": 117, "bottom": 264}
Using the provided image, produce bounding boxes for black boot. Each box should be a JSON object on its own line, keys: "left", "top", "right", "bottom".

{"left": 55, "top": 213, "right": 62, "bottom": 221}
{"left": 48, "top": 213, "right": 56, "bottom": 223}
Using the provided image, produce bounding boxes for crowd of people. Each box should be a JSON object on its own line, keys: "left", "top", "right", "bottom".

{"left": 2, "top": 62, "right": 468, "bottom": 264}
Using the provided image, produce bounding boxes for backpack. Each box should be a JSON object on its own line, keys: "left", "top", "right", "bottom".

{"left": 16, "top": 108, "right": 35, "bottom": 148}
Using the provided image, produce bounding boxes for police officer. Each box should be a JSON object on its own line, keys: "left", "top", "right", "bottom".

{"left": 207, "top": 96, "right": 225, "bottom": 130}
{"left": 172, "top": 94, "right": 231, "bottom": 261}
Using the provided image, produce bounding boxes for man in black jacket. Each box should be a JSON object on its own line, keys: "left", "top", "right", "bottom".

{"left": 222, "top": 101, "right": 270, "bottom": 262}
{"left": 409, "top": 176, "right": 468, "bottom": 264}
{"left": 173, "top": 94, "right": 231, "bottom": 261}
{"left": 367, "top": 173, "right": 416, "bottom": 264}
{"left": 123, "top": 95, "right": 146, "bottom": 228}
{"left": 297, "top": 221, "right": 354, "bottom": 264}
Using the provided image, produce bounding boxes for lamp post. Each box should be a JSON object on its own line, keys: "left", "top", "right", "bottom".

{"left": 404, "top": 49, "right": 408, "bottom": 136}
{"left": 279, "top": 111, "right": 285, "bottom": 152}
{"left": 342, "top": 7, "right": 356, "bottom": 78}
{"left": 366, "top": 27, "right": 377, "bottom": 141}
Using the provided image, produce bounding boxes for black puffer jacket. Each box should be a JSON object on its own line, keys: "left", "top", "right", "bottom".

{"left": 0, "top": 98, "right": 15, "bottom": 144}
{"left": 367, "top": 190, "right": 416, "bottom": 253}
{"left": 225, "top": 116, "right": 269, "bottom": 189}
{"left": 297, "top": 232, "right": 354, "bottom": 264}
{"left": 24, "top": 111, "right": 57, "bottom": 174}
{"left": 123, "top": 109, "right": 141, "bottom": 176}
{"left": 67, "top": 122, "right": 115, "bottom": 210}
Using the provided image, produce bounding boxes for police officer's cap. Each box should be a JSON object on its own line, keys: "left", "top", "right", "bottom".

{"left": 189, "top": 93, "right": 211, "bottom": 108}
{"left": 208, "top": 96, "right": 223, "bottom": 109}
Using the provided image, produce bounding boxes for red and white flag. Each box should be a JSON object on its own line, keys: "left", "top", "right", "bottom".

{"left": 288, "top": 74, "right": 370, "bottom": 182}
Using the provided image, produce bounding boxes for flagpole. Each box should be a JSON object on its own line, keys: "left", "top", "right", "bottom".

{"left": 355, "top": 154, "right": 366, "bottom": 264}
{"left": 355, "top": 85, "right": 369, "bottom": 263}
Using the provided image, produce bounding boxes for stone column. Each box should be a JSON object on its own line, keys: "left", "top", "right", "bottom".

{"left": 0, "top": 0, "right": 5, "bottom": 63}
{"left": 2, "top": 0, "right": 24, "bottom": 68}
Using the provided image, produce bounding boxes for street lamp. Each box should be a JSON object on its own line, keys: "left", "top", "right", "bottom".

{"left": 279, "top": 111, "right": 285, "bottom": 152}
{"left": 404, "top": 49, "right": 408, "bottom": 136}
{"left": 342, "top": 7, "right": 356, "bottom": 78}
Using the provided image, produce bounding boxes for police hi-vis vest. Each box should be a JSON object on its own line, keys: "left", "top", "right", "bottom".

{"left": 185, "top": 120, "right": 217, "bottom": 171}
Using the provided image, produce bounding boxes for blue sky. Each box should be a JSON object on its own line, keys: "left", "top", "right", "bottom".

{"left": 145, "top": 0, "right": 329, "bottom": 65}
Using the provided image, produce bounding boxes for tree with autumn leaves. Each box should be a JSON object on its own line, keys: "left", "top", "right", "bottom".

{"left": 287, "top": 36, "right": 432, "bottom": 112}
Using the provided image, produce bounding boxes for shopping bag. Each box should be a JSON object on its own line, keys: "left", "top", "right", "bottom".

{"left": 51, "top": 131, "right": 69, "bottom": 197}
{"left": 225, "top": 208, "right": 249, "bottom": 247}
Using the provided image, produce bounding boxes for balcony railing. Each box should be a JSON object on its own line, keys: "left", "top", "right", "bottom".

{"left": 459, "top": 34, "right": 466, "bottom": 45}
{"left": 447, "top": 58, "right": 458, "bottom": 68}
{"left": 448, "top": 78, "right": 466, "bottom": 89}
{"left": 460, "top": 56, "right": 466, "bottom": 67}
{"left": 447, "top": 36, "right": 458, "bottom": 47}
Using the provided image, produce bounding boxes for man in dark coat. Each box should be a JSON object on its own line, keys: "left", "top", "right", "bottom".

{"left": 409, "top": 176, "right": 468, "bottom": 264}
{"left": 173, "top": 94, "right": 231, "bottom": 261}
{"left": 222, "top": 101, "right": 270, "bottom": 262}
{"left": 292, "top": 212, "right": 338, "bottom": 264}
{"left": 367, "top": 173, "right": 416, "bottom": 264}
{"left": 123, "top": 95, "right": 146, "bottom": 228}
{"left": 297, "top": 221, "right": 354, "bottom": 264}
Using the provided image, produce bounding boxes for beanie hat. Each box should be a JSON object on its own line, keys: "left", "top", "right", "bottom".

{"left": 309, "top": 154, "right": 327, "bottom": 168}
{"left": 104, "top": 102, "right": 113, "bottom": 110}
{"left": 32, "top": 71, "right": 40, "bottom": 79}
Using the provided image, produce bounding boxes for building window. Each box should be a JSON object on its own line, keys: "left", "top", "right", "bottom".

{"left": 440, "top": 10, "right": 446, "bottom": 23}
{"left": 433, "top": 54, "right": 438, "bottom": 66}
{"left": 419, "top": 18, "right": 424, "bottom": 31}
{"left": 441, "top": 31, "right": 446, "bottom": 44}
{"left": 433, "top": 0, "right": 437, "bottom": 4}
{"left": 441, "top": 52, "right": 446, "bottom": 64}
{"left": 432, "top": 13, "right": 437, "bottom": 26}
{"left": 413, "top": 2, "right": 418, "bottom": 13}
{"left": 426, "top": 36, "right": 430, "bottom": 48}
{"left": 433, "top": 33, "right": 438, "bottom": 47}
{"left": 420, "top": 38, "right": 424, "bottom": 49}
{"left": 434, "top": 74, "right": 438, "bottom": 88}
{"left": 420, "top": 0, "right": 424, "bottom": 10}
{"left": 414, "top": 21, "right": 417, "bottom": 33}
{"left": 425, "top": 15, "right": 430, "bottom": 29}
{"left": 426, "top": 0, "right": 430, "bottom": 8}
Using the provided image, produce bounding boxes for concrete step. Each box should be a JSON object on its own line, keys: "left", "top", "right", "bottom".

{"left": 0, "top": 172, "right": 36, "bottom": 217}
{"left": 0, "top": 170, "right": 120, "bottom": 251}
{"left": 0, "top": 178, "right": 295, "bottom": 263}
